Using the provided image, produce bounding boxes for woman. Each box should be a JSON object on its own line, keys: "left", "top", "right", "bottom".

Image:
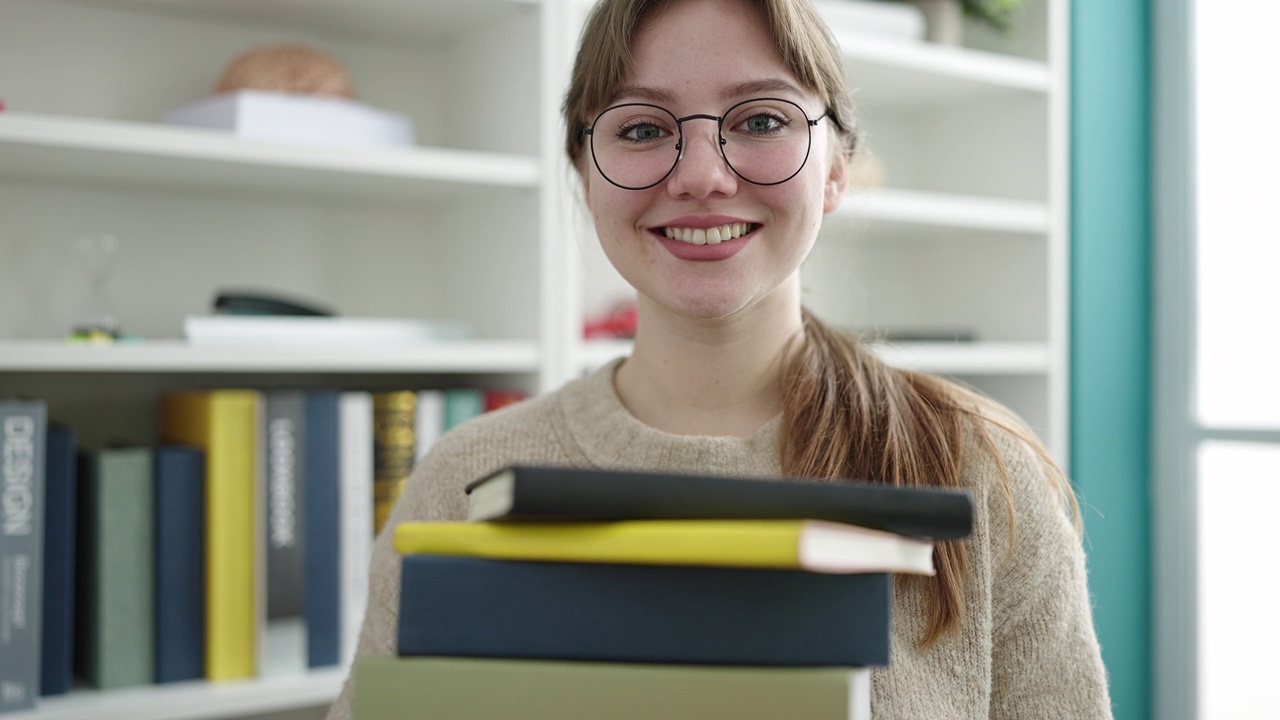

{"left": 327, "top": 0, "right": 1113, "bottom": 717}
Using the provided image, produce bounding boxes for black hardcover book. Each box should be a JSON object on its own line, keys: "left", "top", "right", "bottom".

{"left": 466, "top": 465, "right": 972, "bottom": 540}
{"left": 397, "top": 555, "right": 890, "bottom": 667}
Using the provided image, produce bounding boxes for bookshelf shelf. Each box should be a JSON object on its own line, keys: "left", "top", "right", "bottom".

{"left": 834, "top": 31, "right": 1051, "bottom": 108}
{"left": 77, "top": 0, "right": 540, "bottom": 43}
{"left": 835, "top": 188, "right": 1050, "bottom": 235}
{"left": 0, "top": 339, "right": 541, "bottom": 373}
{"left": 5, "top": 669, "right": 343, "bottom": 720}
{"left": 0, "top": 114, "right": 539, "bottom": 205}
{"left": 576, "top": 340, "right": 1050, "bottom": 377}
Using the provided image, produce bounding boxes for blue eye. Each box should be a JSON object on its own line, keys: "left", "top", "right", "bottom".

{"left": 741, "top": 112, "right": 787, "bottom": 135}
{"left": 617, "top": 121, "right": 669, "bottom": 143}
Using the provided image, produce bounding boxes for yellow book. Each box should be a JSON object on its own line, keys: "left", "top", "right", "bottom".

{"left": 393, "top": 519, "right": 934, "bottom": 575}
{"left": 159, "top": 389, "right": 261, "bottom": 681}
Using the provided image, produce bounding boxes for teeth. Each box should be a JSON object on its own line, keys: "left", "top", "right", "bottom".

{"left": 662, "top": 223, "right": 753, "bottom": 245}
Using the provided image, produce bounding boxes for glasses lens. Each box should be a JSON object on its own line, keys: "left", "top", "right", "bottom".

{"left": 589, "top": 104, "right": 681, "bottom": 190}
{"left": 720, "top": 98, "right": 813, "bottom": 185}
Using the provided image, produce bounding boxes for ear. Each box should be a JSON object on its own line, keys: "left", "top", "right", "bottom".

{"left": 823, "top": 149, "right": 849, "bottom": 214}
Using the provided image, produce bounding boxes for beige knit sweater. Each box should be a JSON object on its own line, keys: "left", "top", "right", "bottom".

{"left": 326, "top": 360, "right": 1113, "bottom": 719}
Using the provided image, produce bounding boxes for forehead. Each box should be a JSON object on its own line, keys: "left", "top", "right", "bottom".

{"left": 617, "top": 0, "right": 805, "bottom": 106}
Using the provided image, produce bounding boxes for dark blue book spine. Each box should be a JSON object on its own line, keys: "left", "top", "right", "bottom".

{"left": 40, "top": 425, "right": 75, "bottom": 697}
{"left": 304, "top": 391, "right": 341, "bottom": 668}
{"left": 153, "top": 445, "right": 205, "bottom": 684}
{"left": 397, "top": 556, "right": 890, "bottom": 667}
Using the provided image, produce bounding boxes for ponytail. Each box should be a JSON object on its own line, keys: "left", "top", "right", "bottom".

{"left": 780, "top": 309, "right": 1075, "bottom": 643}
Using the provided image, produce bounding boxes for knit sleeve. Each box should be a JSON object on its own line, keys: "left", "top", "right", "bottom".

{"left": 985, "top": 430, "right": 1114, "bottom": 719}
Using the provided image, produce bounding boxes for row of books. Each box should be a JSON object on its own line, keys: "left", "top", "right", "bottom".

{"left": 350, "top": 465, "right": 976, "bottom": 720}
{"left": 0, "top": 386, "right": 525, "bottom": 714}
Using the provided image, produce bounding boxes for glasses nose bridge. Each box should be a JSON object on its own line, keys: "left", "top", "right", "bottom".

{"left": 674, "top": 112, "right": 725, "bottom": 161}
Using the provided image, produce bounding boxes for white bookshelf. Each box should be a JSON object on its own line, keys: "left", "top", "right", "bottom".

{"left": 0, "top": 0, "right": 1070, "bottom": 717}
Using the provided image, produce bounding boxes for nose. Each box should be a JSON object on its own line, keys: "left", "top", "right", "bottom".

{"left": 666, "top": 120, "right": 738, "bottom": 199}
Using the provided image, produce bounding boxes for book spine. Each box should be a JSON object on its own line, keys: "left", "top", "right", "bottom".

{"left": 372, "top": 392, "right": 416, "bottom": 535}
{"left": 353, "top": 655, "right": 870, "bottom": 720}
{"left": 397, "top": 555, "right": 890, "bottom": 667}
{"left": 264, "top": 392, "right": 305, "bottom": 621}
{"left": 159, "top": 390, "right": 260, "bottom": 681}
{"left": 304, "top": 391, "right": 341, "bottom": 668}
{"left": 39, "top": 425, "right": 75, "bottom": 697}
{"left": 75, "top": 447, "right": 154, "bottom": 690}
{"left": 443, "top": 389, "right": 484, "bottom": 431}
{"left": 0, "top": 400, "right": 46, "bottom": 712}
{"left": 153, "top": 445, "right": 206, "bottom": 684}
{"left": 338, "top": 391, "right": 374, "bottom": 666}
{"left": 259, "top": 392, "right": 307, "bottom": 677}
{"left": 413, "top": 390, "right": 444, "bottom": 464}
{"left": 482, "top": 388, "right": 527, "bottom": 413}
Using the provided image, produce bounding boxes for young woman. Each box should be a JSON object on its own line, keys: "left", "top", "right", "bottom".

{"left": 327, "top": 0, "right": 1113, "bottom": 717}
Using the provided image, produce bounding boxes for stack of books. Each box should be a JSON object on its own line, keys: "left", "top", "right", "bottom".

{"left": 351, "top": 465, "right": 974, "bottom": 720}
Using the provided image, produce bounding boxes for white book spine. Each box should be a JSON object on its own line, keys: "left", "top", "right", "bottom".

{"left": 414, "top": 390, "right": 446, "bottom": 463}
{"left": 338, "top": 391, "right": 375, "bottom": 666}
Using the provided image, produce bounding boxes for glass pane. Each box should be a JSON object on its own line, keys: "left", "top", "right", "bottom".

{"left": 1194, "top": 3, "right": 1280, "bottom": 428}
{"left": 1197, "top": 441, "right": 1280, "bottom": 719}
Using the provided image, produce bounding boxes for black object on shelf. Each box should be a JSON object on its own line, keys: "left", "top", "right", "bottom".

{"left": 213, "top": 291, "right": 335, "bottom": 317}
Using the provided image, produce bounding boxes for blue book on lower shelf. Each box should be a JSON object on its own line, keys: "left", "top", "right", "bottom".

{"left": 40, "top": 425, "right": 76, "bottom": 697}
{"left": 153, "top": 444, "right": 205, "bottom": 683}
{"left": 304, "top": 391, "right": 341, "bottom": 668}
{"left": 397, "top": 555, "right": 891, "bottom": 667}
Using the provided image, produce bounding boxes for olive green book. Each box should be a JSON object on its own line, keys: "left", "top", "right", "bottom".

{"left": 75, "top": 446, "right": 154, "bottom": 690}
{"left": 353, "top": 655, "right": 870, "bottom": 720}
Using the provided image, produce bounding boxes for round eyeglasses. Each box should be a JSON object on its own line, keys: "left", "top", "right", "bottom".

{"left": 581, "top": 97, "right": 828, "bottom": 190}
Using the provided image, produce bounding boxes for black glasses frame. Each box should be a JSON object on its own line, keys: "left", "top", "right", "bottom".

{"left": 580, "top": 97, "right": 828, "bottom": 191}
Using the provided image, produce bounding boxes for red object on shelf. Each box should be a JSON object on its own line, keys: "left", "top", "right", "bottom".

{"left": 583, "top": 301, "right": 638, "bottom": 339}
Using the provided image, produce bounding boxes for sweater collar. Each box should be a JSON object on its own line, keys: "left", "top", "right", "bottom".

{"left": 558, "top": 358, "right": 784, "bottom": 476}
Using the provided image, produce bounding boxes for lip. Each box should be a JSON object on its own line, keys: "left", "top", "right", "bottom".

{"left": 648, "top": 215, "right": 759, "bottom": 262}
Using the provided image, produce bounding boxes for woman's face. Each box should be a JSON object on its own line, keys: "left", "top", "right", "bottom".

{"left": 581, "top": 0, "right": 847, "bottom": 324}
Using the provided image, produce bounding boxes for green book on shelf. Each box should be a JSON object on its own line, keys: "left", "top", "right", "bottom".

{"left": 353, "top": 655, "right": 870, "bottom": 720}
{"left": 75, "top": 446, "right": 154, "bottom": 690}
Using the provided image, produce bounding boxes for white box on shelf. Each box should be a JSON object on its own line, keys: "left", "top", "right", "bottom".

{"left": 162, "top": 90, "right": 416, "bottom": 148}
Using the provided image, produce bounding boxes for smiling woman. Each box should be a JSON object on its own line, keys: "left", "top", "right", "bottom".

{"left": 325, "top": 1, "right": 1113, "bottom": 718}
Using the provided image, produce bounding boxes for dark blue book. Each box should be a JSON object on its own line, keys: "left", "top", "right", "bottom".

{"left": 397, "top": 555, "right": 890, "bottom": 667}
{"left": 304, "top": 391, "right": 340, "bottom": 668}
{"left": 153, "top": 445, "right": 205, "bottom": 684}
{"left": 40, "top": 424, "right": 76, "bottom": 697}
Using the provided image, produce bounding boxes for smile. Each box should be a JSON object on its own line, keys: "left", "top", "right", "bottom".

{"left": 661, "top": 223, "right": 757, "bottom": 245}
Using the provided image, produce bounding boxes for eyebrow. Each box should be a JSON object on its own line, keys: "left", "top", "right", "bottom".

{"left": 609, "top": 77, "right": 807, "bottom": 106}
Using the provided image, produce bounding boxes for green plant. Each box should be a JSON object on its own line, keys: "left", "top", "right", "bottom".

{"left": 961, "top": 0, "right": 1025, "bottom": 31}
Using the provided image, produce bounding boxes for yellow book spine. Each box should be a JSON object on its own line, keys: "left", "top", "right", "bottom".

{"left": 393, "top": 521, "right": 806, "bottom": 569}
{"left": 373, "top": 391, "right": 416, "bottom": 535}
{"left": 160, "top": 390, "right": 259, "bottom": 681}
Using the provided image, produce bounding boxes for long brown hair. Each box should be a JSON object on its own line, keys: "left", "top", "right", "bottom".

{"left": 563, "top": 0, "right": 1080, "bottom": 644}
